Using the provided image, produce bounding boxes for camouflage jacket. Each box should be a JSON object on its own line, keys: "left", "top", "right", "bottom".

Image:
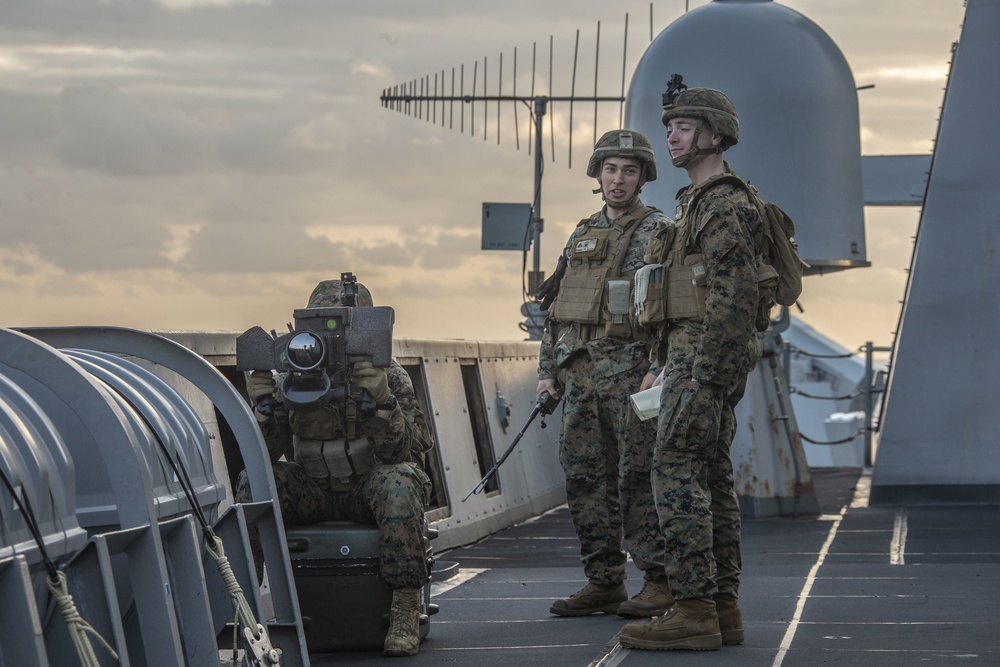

{"left": 661, "top": 168, "right": 759, "bottom": 385}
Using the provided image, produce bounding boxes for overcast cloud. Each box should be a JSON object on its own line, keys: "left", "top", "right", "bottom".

{"left": 0, "top": 0, "right": 968, "bottom": 346}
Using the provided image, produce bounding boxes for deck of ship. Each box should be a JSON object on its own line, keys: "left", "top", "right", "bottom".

{"left": 309, "top": 467, "right": 1000, "bottom": 666}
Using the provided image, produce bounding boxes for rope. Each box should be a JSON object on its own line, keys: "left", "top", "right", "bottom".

{"left": 47, "top": 571, "right": 120, "bottom": 666}
{"left": 789, "top": 345, "right": 860, "bottom": 360}
{"left": 790, "top": 387, "right": 860, "bottom": 401}
{"left": 1, "top": 465, "right": 118, "bottom": 665}
{"left": 204, "top": 534, "right": 259, "bottom": 639}
{"left": 799, "top": 429, "right": 864, "bottom": 446}
{"left": 205, "top": 533, "right": 280, "bottom": 665}
{"left": 108, "top": 387, "right": 279, "bottom": 665}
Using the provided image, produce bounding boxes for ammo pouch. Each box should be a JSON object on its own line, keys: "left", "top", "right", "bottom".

{"left": 603, "top": 279, "right": 632, "bottom": 339}
{"left": 665, "top": 253, "right": 707, "bottom": 322}
{"left": 634, "top": 210, "right": 683, "bottom": 326}
{"left": 295, "top": 437, "right": 377, "bottom": 491}
{"left": 634, "top": 264, "right": 666, "bottom": 326}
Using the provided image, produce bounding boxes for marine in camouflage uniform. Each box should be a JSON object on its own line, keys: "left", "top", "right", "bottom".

{"left": 620, "top": 78, "right": 762, "bottom": 652}
{"left": 234, "top": 279, "right": 433, "bottom": 657}
{"left": 536, "top": 130, "right": 672, "bottom": 618}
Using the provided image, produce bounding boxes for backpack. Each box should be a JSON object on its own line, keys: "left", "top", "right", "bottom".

{"left": 690, "top": 175, "right": 808, "bottom": 330}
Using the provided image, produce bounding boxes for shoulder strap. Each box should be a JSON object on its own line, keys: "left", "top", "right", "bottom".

{"left": 599, "top": 205, "right": 650, "bottom": 278}
{"left": 686, "top": 174, "right": 752, "bottom": 215}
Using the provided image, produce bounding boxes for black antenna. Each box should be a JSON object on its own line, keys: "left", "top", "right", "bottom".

{"left": 379, "top": 13, "right": 645, "bottom": 338}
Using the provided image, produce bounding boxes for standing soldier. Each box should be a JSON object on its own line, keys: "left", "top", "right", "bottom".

{"left": 235, "top": 278, "right": 434, "bottom": 658}
{"left": 536, "top": 129, "right": 671, "bottom": 619}
{"left": 620, "top": 77, "right": 762, "bottom": 650}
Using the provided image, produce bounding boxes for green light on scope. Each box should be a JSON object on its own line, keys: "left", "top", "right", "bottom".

{"left": 326, "top": 319, "right": 338, "bottom": 330}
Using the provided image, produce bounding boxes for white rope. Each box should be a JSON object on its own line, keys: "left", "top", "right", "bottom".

{"left": 205, "top": 533, "right": 280, "bottom": 665}
{"left": 47, "top": 570, "right": 120, "bottom": 666}
{"left": 204, "top": 534, "right": 259, "bottom": 638}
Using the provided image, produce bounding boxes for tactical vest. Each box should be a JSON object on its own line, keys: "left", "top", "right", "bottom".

{"left": 636, "top": 175, "right": 765, "bottom": 324}
{"left": 290, "top": 396, "right": 376, "bottom": 492}
{"left": 549, "top": 205, "right": 653, "bottom": 341}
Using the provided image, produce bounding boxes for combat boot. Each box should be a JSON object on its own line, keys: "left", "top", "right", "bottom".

{"left": 617, "top": 578, "right": 674, "bottom": 618}
{"left": 384, "top": 588, "right": 421, "bottom": 657}
{"left": 549, "top": 581, "right": 627, "bottom": 616}
{"left": 619, "top": 597, "right": 721, "bottom": 651}
{"left": 715, "top": 593, "right": 744, "bottom": 645}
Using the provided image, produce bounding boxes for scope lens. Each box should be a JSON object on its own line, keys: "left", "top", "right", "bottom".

{"left": 286, "top": 332, "right": 324, "bottom": 371}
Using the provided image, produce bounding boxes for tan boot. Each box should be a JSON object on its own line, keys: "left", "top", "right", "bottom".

{"left": 715, "top": 593, "right": 744, "bottom": 645}
{"left": 619, "top": 597, "right": 721, "bottom": 651}
{"left": 549, "top": 582, "right": 627, "bottom": 616}
{"left": 617, "top": 578, "right": 674, "bottom": 618}
{"left": 384, "top": 588, "right": 421, "bottom": 657}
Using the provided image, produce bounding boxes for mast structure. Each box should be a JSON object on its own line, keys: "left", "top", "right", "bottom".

{"left": 379, "top": 12, "right": 650, "bottom": 339}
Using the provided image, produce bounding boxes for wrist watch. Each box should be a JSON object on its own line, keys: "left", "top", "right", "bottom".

{"left": 375, "top": 394, "right": 398, "bottom": 411}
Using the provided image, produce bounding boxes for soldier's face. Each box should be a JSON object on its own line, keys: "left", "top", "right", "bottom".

{"left": 666, "top": 116, "right": 721, "bottom": 161}
{"left": 599, "top": 157, "right": 644, "bottom": 209}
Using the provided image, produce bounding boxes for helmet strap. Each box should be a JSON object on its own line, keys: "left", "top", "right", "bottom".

{"left": 600, "top": 182, "right": 644, "bottom": 213}
{"left": 670, "top": 119, "right": 723, "bottom": 168}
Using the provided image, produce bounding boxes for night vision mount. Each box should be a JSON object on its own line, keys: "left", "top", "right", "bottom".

{"left": 662, "top": 73, "right": 687, "bottom": 106}
{"left": 236, "top": 273, "right": 394, "bottom": 412}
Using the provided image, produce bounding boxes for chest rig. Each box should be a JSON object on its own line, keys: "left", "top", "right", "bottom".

{"left": 290, "top": 393, "right": 376, "bottom": 492}
{"left": 662, "top": 193, "right": 710, "bottom": 322}
{"left": 549, "top": 205, "right": 652, "bottom": 341}
{"left": 637, "top": 180, "right": 750, "bottom": 325}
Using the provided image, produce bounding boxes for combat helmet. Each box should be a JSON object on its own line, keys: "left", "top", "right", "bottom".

{"left": 661, "top": 74, "right": 739, "bottom": 167}
{"left": 308, "top": 277, "right": 374, "bottom": 307}
{"left": 586, "top": 129, "right": 658, "bottom": 182}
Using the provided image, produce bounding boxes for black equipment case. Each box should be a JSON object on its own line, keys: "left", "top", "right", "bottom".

{"left": 284, "top": 521, "right": 432, "bottom": 652}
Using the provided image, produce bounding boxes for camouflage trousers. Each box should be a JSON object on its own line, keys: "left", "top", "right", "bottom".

{"left": 235, "top": 460, "right": 432, "bottom": 589}
{"left": 558, "top": 351, "right": 663, "bottom": 586}
{"left": 652, "top": 335, "right": 748, "bottom": 600}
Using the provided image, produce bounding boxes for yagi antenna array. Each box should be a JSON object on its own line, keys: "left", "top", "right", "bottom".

{"left": 379, "top": 6, "right": 656, "bottom": 339}
{"left": 380, "top": 9, "right": 655, "bottom": 170}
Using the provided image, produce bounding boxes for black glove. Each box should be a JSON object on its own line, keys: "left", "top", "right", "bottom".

{"left": 536, "top": 254, "right": 568, "bottom": 311}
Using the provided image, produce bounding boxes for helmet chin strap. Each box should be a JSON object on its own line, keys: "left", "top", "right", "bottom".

{"left": 594, "top": 164, "right": 649, "bottom": 211}
{"left": 670, "top": 119, "right": 723, "bottom": 168}
{"left": 597, "top": 182, "right": 644, "bottom": 213}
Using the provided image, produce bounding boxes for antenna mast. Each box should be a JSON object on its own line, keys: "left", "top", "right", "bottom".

{"left": 380, "top": 13, "right": 648, "bottom": 339}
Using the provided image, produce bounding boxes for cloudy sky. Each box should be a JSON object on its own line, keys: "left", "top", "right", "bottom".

{"left": 0, "top": 0, "right": 967, "bottom": 350}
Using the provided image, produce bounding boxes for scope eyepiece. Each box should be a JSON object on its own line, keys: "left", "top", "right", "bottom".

{"left": 286, "top": 331, "right": 325, "bottom": 371}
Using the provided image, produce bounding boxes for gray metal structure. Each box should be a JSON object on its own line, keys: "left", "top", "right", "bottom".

{"left": 873, "top": 0, "right": 1000, "bottom": 504}
{"left": 862, "top": 154, "right": 932, "bottom": 207}
{"left": 624, "top": 0, "right": 867, "bottom": 274}
{"left": 7, "top": 2, "right": 997, "bottom": 663}
{"left": 0, "top": 366, "right": 90, "bottom": 666}
{"left": 0, "top": 327, "right": 309, "bottom": 666}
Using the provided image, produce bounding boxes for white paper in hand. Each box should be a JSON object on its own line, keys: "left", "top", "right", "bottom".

{"left": 629, "top": 386, "right": 662, "bottom": 421}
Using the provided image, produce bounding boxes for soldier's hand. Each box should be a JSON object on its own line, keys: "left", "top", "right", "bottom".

{"left": 640, "top": 370, "right": 659, "bottom": 392}
{"left": 246, "top": 370, "right": 277, "bottom": 403}
{"left": 536, "top": 378, "right": 560, "bottom": 401}
{"left": 352, "top": 361, "right": 391, "bottom": 404}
